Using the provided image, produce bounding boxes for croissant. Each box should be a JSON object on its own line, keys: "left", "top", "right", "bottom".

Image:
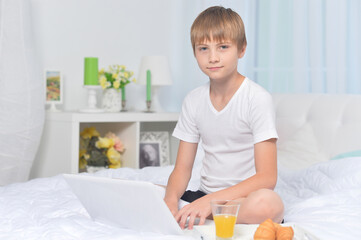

{"left": 276, "top": 226, "right": 294, "bottom": 240}
{"left": 254, "top": 219, "right": 276, "bottom": 240}
{"left": 273, "top": 222, "right": 281, "bottom": 230}
{"left": 253, "top": 219, "right": 294, "bottom": 240}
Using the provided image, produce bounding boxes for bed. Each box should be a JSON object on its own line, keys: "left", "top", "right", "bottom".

{"left": 0, "top": 94, "right": 360, "bottom": 240}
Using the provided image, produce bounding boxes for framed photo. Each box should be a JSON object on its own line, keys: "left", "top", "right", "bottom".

{"left": 139, "top": 131, "right": 170, "bottom": 168}
{"left": 45, "top": 70, "right": 62, "bottom": 104}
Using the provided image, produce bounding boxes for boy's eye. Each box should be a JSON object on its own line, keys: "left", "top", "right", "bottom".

{"left": 220, "top": 45, "right": 229, "bottom": 50}
{"left": 199, "top": 47, "right": 207, "bottom": 51}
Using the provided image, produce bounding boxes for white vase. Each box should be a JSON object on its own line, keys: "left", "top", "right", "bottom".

{"left": 86, "top": 166, "right": 107, "bottom": 173}
{"left": 102, "top": 88, "right": 122, "bottom": 112}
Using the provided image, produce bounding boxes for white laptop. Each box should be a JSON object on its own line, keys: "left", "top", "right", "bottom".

{"left": 63, "top": 174, "right": 202, "bottom": 238}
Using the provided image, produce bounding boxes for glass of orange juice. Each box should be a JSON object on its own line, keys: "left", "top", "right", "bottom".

{"left": 211, "top": 200, "right": 241, "bottom": 240}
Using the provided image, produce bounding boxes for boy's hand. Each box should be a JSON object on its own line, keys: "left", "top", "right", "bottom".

{"left": 175, "top": 196, "right": 211, "bottom": 230}
{"left": 164, "top": 198, "right": 179, "bottom": 217}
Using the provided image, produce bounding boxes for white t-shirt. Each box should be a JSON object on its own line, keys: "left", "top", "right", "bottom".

{"left": 173, "top": 78, "right": 278, "bottom": 194}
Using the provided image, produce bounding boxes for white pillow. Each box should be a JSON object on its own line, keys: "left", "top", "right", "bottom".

{"left": 277, "top": 123, "right": 328, "bottom": 170}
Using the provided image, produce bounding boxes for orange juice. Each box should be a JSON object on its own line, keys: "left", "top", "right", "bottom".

{"left": 213, "top": 214, "right": 237, "bottom": 238}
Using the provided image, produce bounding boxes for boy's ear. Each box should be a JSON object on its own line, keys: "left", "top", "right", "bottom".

{"left": 238, "top": 45, "right": 247, "bottom": 58}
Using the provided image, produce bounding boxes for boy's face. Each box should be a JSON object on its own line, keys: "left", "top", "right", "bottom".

{"left": 194, "top": 38, "right": 245, "bottom": 82}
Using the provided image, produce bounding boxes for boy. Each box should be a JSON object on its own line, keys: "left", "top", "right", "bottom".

{"left": 164, "top": 6, "right": 284, "bottom": 230}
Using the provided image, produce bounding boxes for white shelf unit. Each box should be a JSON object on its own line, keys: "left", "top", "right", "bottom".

{"left": 30, "top": 111, "right": 179, "bottom": 179}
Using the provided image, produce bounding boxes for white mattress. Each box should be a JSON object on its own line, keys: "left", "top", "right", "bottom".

{"left": 0, "top": 156, "right": 360, "bottom": 240}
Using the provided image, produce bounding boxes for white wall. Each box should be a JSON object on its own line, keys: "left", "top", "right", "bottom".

{"left": 30, "top": 0, "right": 208, "bottom": 112}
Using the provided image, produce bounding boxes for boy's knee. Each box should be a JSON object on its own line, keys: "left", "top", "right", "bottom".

{"left": 247, "top": 189, "right": 284, "bottom": 221}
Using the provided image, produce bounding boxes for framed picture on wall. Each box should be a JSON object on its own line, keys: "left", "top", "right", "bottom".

{"left": 45, "top": 70, "right": 63, "bottom": 111}
{"left": 139, "top": 131, "right": 170, "bottom": 169}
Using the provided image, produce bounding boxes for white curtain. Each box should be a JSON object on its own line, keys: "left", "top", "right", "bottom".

{"left": 253, "top": 0, "right": 361, "bottom": 94}
{"left": 0, "top": 0, "right": 44, "bottom": 185}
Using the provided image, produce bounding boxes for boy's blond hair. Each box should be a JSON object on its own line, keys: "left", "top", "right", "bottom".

{"left": 190, "top": 6, "right": 247, "bottom": 54}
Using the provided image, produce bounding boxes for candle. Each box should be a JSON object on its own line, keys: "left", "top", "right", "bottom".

{"left": 84, "top": 57, "right": 99, "bottom": 85}
{"left": 121, "top": 86, "right": 126, "bottom": 101}
{"left": 146, "top": 70, "right": 151, "bottom": 101}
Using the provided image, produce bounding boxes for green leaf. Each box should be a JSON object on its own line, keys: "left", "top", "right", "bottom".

{"left": 87, "top": 150, "right": 108, "bottom": 166}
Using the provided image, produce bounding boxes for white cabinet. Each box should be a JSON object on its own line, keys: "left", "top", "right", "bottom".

{"left": 30, "top": 111, "right": 179, "bottom": 179}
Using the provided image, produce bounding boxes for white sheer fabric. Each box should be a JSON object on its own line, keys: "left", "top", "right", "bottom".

{"left": 0, "top": 0, "right": 43, "bottom": 185}
{"left": 253, "top": 0, "right": 361, "bottom": 93}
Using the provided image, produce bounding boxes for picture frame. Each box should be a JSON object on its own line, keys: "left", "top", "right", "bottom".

{"left": 139, "top": 131, "right": 170, "bottom": 168}
{"left": 45, "top": 70, "right": 63, "bottom": 104}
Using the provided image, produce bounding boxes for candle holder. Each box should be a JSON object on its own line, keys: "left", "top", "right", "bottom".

{"left": 138, "top": 56, "right": 172, "bottom": 112}
{"left": 80, "top": 57, "right": 103, "bottom": 113}
{"left": 145, "top": 100, "right": 153, "bottom": 113}
{"left": 79, "top": 86, "right": 104, "bottom": 113}
{"left": 121, "top": 100, "right": 127, "bottom": 112}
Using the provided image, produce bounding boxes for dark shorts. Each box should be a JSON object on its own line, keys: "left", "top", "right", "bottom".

{"left": 180, "top": 190, "right": 207, "bottom": 203}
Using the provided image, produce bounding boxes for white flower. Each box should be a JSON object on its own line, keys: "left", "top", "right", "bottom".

{"left": 113, "top": 80, "right": 120, "bottom": 89}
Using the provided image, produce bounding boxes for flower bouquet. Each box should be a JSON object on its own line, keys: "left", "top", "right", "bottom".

{"left": 98, "top": 64, "right": 135, "bottom": 90}
{"left": 99, "top": 65, "right": 136, "bottom": 112}
{"left": 79, "top": 127, "right": 125, "bottom": 172}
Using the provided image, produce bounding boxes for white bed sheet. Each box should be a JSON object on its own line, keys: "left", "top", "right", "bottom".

{"left": 276, "top": 157, "right": 361, "bottom": 240}
{"left": 0, "top": 157, "right": 360, "bottom": 240}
